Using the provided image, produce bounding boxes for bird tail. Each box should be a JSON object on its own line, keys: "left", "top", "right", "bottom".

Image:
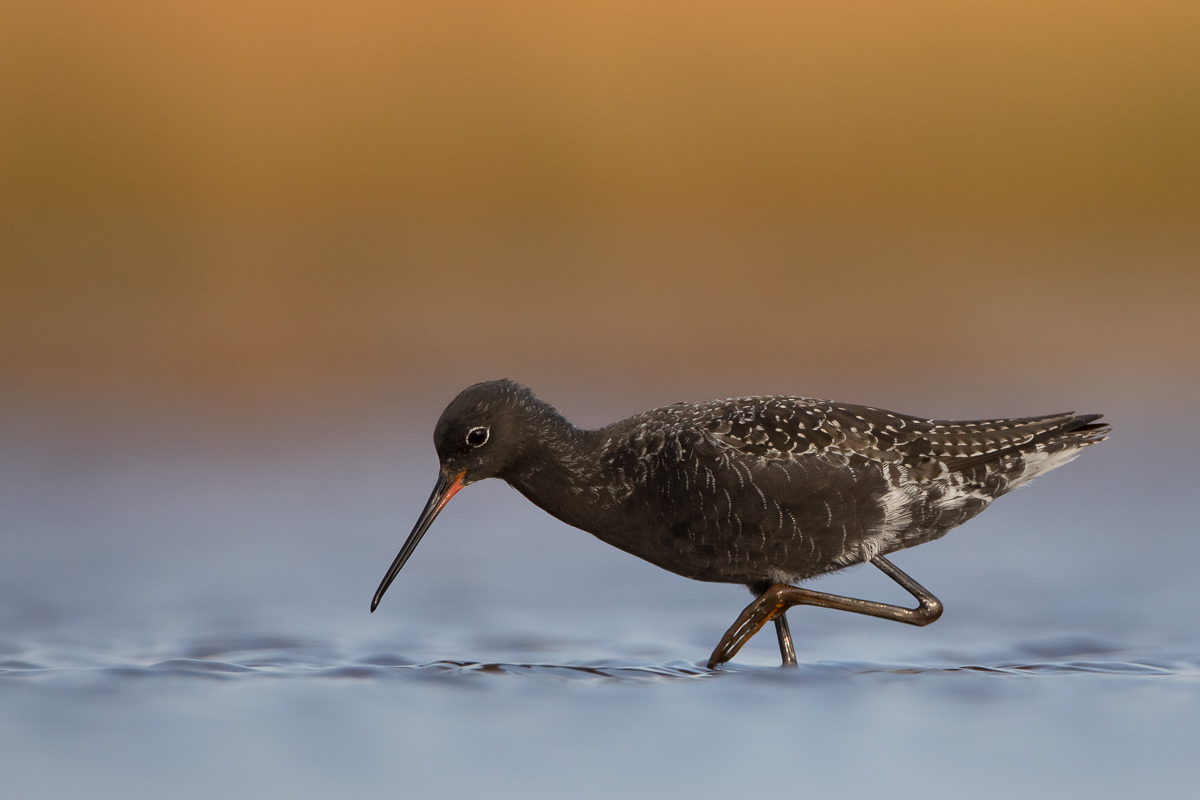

{"left": 980, "top": 413, "right": 1110, "bottom": 491}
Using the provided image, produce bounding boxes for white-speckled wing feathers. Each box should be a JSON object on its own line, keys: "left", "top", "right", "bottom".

{"left": 593, "top": 396, "right": 1108, "bottom": 584}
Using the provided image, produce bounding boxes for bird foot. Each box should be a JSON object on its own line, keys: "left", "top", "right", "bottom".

{"left": 707, "top": 584, "right": 792, "bottom": 669}
{"left": 705, "top": 558, "right": 943, "bottom": 669}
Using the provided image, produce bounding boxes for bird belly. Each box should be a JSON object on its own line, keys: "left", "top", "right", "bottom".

{"left": 598, "top": 465, "right": 1002, "bottom": 585}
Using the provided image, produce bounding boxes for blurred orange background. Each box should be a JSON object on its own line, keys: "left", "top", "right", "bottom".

{"left": 2, "top": 0, "right": 1197, "bottom": 407}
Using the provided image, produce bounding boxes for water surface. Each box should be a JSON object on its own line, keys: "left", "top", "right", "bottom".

{"left": 2, "top": 395, "right": 1197, "bottom": 798}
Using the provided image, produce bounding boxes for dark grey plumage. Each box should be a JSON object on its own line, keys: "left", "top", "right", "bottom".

{"left": 439, "top": 380, "right": 1107, "bottom": 583}
{"left": 372, "top": 379, "right": 1108, "bottom": 663}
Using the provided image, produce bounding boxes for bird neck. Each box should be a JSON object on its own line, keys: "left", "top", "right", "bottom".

{"left": 500, "top": 410, "right": 608, "bottom": 529}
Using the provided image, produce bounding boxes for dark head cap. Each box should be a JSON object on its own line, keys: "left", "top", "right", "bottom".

{"left": 432, "top": 379, "right": 543, "bottom": 485}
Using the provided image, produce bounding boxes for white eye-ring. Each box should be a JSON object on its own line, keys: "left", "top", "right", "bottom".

{"left": 466, "top": 426, "right": 490, "bottom": 447}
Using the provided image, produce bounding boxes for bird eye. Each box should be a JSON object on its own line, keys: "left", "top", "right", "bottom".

{"left": 466, "top": 426, "right": 490, "bottom": 447}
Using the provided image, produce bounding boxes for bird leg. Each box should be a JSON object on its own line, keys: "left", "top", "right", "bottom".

{"left": 774, "top": 613, "right": 797, "bottom": 667}
{"left": 707, "top": 555, "right": 944, "bottom": 669}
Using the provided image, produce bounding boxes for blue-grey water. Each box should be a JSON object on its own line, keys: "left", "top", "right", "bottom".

{"left": 2, "top": 391, "right": 1198, "bottom": 798}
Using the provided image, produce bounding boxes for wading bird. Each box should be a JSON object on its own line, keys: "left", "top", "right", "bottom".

{"left": 371, "top": 380, "right": 1108, "bottom": 668}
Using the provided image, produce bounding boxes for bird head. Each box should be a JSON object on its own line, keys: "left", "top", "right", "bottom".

{"left": 430, "top": 379, "right": 534, "bottom": 486}
{"left": 370, "top": 380, "right": 542, "bottom": 612}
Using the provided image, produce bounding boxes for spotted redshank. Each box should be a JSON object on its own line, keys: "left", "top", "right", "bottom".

{"left": 371, "top": 380, "right": 1108, "bottom": 668}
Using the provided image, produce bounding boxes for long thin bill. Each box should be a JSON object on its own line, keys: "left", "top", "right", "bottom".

{"left": 370, "top": 471, "right": 466, "bottom": 612}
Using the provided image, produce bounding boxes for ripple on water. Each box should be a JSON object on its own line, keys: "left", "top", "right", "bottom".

{"left": 1, "top": 637, "right": 1197, "bottom": 686}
